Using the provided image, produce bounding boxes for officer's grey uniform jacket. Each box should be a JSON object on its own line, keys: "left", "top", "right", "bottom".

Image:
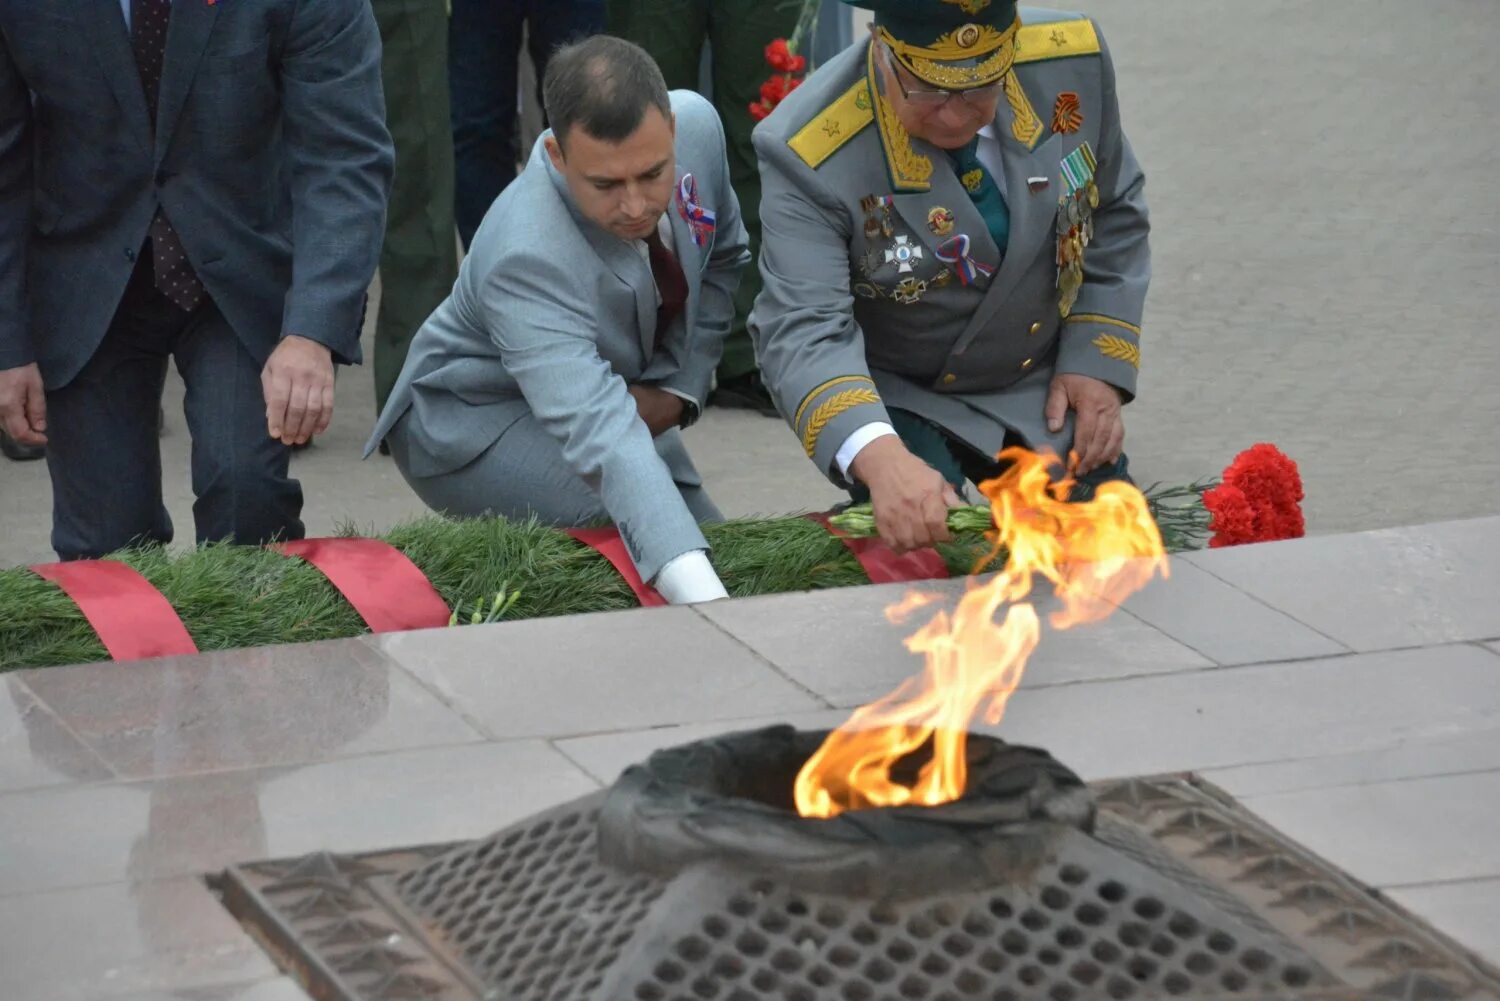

{"left": 0, "top": 0, "right": 393, "bottom": 383}
{"left": 749, "top": 7, "right": 1149, "bottom": 483}
{"left": 367, "top": 91, "right": 750, "bottom": 582}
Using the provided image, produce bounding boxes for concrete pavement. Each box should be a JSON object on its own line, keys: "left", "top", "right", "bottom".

{"left": 4, "top": 0, "right": 1498, "bottom": 567}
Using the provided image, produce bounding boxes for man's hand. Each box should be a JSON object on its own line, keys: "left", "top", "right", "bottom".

{"left": 261, "top": 335, "right": 334, "bottom": 446}
{"left": 0, "top": 363, "right": 47, "bottom": 447}
{"left": 849, "top": 435, "right": 963, "bottom": 553}
{"left": 1045, "top": 372, "right": 1125, "bottom": 475}
{"left": 627, "top": 385, "right": 685, "bottom": 438}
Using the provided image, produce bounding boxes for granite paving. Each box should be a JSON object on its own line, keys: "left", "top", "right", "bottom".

{"left": 3, "top": 517, "right": 1497, "bottom": 999}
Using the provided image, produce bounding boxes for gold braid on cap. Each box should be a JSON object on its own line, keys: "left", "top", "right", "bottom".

{"left": 878, "top": 17, "right": 1017, "bottom": 86}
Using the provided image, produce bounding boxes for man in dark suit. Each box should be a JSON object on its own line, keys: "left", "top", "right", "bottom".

{"left": 0, "top": 1, "right": 393, "bottom": 559}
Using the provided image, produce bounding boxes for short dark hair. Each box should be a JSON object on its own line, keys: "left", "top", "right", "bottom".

{"left": 542, "top": 35, "right": 672, "bottom": 147}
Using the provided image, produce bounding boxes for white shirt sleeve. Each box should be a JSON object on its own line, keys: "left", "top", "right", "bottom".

{"left": 835, "top": 422, "right": 899, "bottom": 480}
{"left": 652, "top": 550, "right": 729, "bottom": 604}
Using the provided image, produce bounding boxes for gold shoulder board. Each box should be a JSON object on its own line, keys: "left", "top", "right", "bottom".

{"left": 1015, "top": 18, "right": 1101, "bottom": 64}
{"left": 788, "top": 80, "right": 874, "bottom": 169}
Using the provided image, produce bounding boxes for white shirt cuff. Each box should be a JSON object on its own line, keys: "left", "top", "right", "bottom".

{"left": 652, "top": 549, "right": 729, "bottom": 605}
{"left": 835, "top": 422, "right": 899, "bottom": 480}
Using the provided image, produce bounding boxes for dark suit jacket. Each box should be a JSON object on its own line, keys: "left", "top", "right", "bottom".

{"left": 0, "top": 0, "right": 393, "bottom": 388}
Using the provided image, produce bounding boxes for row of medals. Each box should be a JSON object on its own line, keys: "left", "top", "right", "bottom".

{"left": 1057, "top": 178, "right": 1099, "bottom": 318}
{"left": 852, "top": 177, "right": 1098, "bottom": 315}
{"left": 853, "top": 195, "right": 955, "bottom": 305}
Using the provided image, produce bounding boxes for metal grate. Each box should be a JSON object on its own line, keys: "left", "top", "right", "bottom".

{"left": 393, "top": 806, "right": 665, "bottom": 999}
{"left": 218, "top": 730, "right": 1500, "bottom": 1001}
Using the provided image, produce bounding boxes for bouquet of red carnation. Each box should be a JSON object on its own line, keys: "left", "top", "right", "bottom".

{"left": 1202, "top": 443, "right": 1305, "bottom": 548}
{"left": 750, "top": 38, "right": 807, "bottom": 122}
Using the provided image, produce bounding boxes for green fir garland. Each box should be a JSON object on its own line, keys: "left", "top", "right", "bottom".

{"left": 0, "top": 486, "right": 1209, "bottom": 672}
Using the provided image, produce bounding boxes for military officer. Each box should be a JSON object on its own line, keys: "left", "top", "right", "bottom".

{"left": 749, "top": 0, "right": 1148, "bottom": 552}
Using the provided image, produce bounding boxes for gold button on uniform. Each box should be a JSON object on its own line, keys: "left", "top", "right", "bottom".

{"left": 1029, "top": 322, "right": 1043, "bottom": 335}
{"left": 1020, "top": 358, "right": 1034, "bottom": 370}
{"left": 942, "top": 373, "right": 957, "bottom": 384}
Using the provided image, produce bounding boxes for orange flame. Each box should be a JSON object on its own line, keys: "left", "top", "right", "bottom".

{"left": 794, "top": 448, "right": 1168, "bottom": 818}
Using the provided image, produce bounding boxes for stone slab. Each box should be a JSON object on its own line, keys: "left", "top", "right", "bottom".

{"left": 696, "top": 579, "right": 1212, "bottom": 708}
{"left": 1200, "top": 726, "right": 1500, "bottom": 797}
{"left": 371, "top": 607, "right": 825, "bottom": 739}
{"left": 0, "top": 673, "right": 112, "bottom": 793}
{"left": 0, "top": 878, "right": 277, "bottom": 1001}
{"left": 985, "top": 644, "right": 1500, "bottom": 782}
{"left": 1185, "top": 517, "right": 1500, "bottom": 652}
{"left": 1387, "top": 878, "right": 1500, "bottom": 966}
{"left": 18, "top": 640, "right": 486, "bottom": 781}
{"left": 1243, "top": 771, "right": 1500, "bottom": 888}
{"left": 1111, "top": 556, "right": 1349, "bottom": 665}
{"left": 0, "top": 741, "right": 597, "bottom": 897}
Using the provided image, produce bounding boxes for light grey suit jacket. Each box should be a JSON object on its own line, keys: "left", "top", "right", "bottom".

{"left": 749, "top": 7, "right": 1149, "bottom": 483}
{"left": 367, "top": 91, "right": 749, "bottom": 581}
{"left": 0, "top": 0, "right": 393, "bottom": 384}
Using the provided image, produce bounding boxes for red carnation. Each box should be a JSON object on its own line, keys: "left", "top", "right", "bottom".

{"left": 765, "top": 39, "right": 806, "bottom": 74}
{"left": 1204, "top": 443, "right": 1305, "bottom": 547}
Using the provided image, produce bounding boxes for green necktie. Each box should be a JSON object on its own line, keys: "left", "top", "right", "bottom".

{"left": 948, "top": 137, "right": 1010, "bottom": 254}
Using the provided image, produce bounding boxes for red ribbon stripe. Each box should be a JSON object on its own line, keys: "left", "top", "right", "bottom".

{"left": 564, "top": 527, "right": 667, "bottom": 607}
{"left": 272, "top": 538, "right": 451, "bottom": 633}
{"left": 807, "top": 512, "right": 950, "bottom": 584}
{"left": 29, "top": 560, "right": 199, "bottom": 661}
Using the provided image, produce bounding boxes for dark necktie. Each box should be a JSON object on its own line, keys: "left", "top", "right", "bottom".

{"left": 131, "top": 0, "right": 206, "bottom": 314}
{"left": 948, "top": 137, "right": 1010, "bottom": 255}
{"left": 645, "top": 228, "right": 687, "bottom": 349}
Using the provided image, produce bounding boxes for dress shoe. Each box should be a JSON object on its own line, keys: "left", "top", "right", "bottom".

{"left": 0, "top": 428, "right": 44, "bottom": 461}
{"left": 708, "top": 371, "right": 779, "bottom": 418}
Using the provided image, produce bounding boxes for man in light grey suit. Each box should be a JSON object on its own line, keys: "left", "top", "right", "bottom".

{"left": 0, "top": 0, "right": 393, "bottom": 558}
{"left": 368, "top": 36, "right": 750, "bottom": 604}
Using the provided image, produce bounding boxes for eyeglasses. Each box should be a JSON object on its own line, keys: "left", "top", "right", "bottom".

{"left": 881, "top": 43, "right": 1004, "bottom": 107}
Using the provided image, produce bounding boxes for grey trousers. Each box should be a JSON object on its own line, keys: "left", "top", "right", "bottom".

{"left": 387, "top": 413, "right": 722, "bottom": 526}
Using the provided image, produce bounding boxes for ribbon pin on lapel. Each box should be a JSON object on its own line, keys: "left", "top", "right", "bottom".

{"left": 676, "top": 174, "right": 716, "bottom": 248}
{"left": 936, "top": 234, "right": 995, "bottom": 286}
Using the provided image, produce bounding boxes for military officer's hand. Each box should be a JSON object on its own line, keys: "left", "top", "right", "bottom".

{"left": 850, "top": 436, "right": 963, "bottom": 554}
{"left": 628, "top": 385, "right": 685, "bottom": 438}
{"left": 1045, "top": 373, "right": 1125, "bottom": 476}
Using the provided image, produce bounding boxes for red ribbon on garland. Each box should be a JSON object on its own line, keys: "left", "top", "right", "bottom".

{"left": 564, "top": 527, "right": 667, "bottom": 607}
{"left": 807, "top": 513, "right": 950, "bottom": 584}
{"left": 29, "top": 560, "right": 199, "bottom": 661}
{"left": 271, "top": 538, "right": 451, "bottom": 632}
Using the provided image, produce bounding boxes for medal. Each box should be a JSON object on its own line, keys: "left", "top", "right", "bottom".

{"left": 927, "top": 206, "right": 956, "bottom": 237}
{"left": 893, "top": 277, "right": 928, "bottom": 304}
{"left": 884, "top": 234, "right": 924, "bottom": 274}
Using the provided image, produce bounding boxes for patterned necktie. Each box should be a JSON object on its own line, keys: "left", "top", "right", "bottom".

{"left": 131, "top": 0, "right": 206, "bottom": 313}
{"left": 646, "top": 229, "right": 687, "bottom": 348}
{"left": 948, "top": 137, "right": 1010, "bottom": 255}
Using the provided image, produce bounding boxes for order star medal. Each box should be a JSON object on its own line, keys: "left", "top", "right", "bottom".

{"left": 884, "top": 234, "right": 924, "bottom": 273}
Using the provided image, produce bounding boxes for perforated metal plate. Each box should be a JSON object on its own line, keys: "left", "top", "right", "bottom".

{"left": 217, "top": 773, "right": 1500, "bottom": 1001}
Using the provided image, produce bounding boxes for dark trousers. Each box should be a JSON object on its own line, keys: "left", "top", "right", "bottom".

{"left": 448, "top": 0, "right": 605, "bottom": 248}
{"left": 848, "top": 408, "right": 1133, "bottom": 504}
{"left": 44, "top": 255, "right": 303, "bottom": 560}
{"left": 372, "top": 0, "right": 460, "bottom": 413}
{"left": 608, "top": 0, "right": 804, "bottom": 380}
